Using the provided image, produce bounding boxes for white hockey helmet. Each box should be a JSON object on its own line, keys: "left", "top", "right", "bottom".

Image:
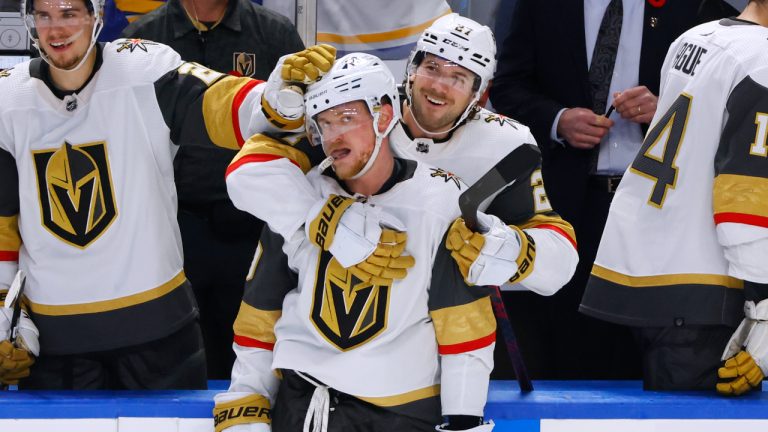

{"left": 406, "top": 13, "right": 497, "bottom": 133}
{"left": 306, "top": 53, "right": 401, "bottom": 179}
{"left": 22, "top": 0, "right": 105, "bottom": 71}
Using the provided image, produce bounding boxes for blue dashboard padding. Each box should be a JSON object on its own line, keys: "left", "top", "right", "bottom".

{"left": 2, "top": 381, "right": 766, "bottom": 419}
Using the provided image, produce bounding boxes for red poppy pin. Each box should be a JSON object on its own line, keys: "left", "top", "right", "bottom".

{"left": 647, "top": 0, "right": 666, "bottom": 7}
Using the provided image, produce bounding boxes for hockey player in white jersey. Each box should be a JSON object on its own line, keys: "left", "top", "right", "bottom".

{"left": 0, "top": 0, "right": 294, "bottom": 389}
{"left": 227, "top": 14, "right": 578, "bottom": 306}
{"left": 581, "top": 0, "right": 768, "bottom": 394}
{"left": 215, "top": 54, "right": 496, "bottom": 432}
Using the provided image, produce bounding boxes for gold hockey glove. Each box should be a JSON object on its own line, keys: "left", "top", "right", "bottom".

{"left": 307, "top": 194, "right": 356, "bottom": 251}
{"left": 348, "top": 229, "right": 415, "bottom": 285}
{"left": 0, "top": 340, "right": 34, "bottom": 385}
{"left": 717, "top": 299, "right": 768, "bottom": 396}
{"left": 281, "top": 44, "right": 337, "bottom": 84}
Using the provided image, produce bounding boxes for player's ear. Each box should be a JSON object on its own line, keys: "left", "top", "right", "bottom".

{"left": 377, "top": 103, "right": 394, "bottom": 134}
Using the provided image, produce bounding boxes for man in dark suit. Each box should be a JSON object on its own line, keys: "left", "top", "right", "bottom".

{"left": 489, "top": 0, "right": 736, "bottom": 380}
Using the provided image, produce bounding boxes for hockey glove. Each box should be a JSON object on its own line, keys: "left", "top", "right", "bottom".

{"left": 717, "top": 299, "right": 768, "bottom": 396}
{"left": 446, "top": 212, "right": 533, "bottom": 286}
{"left": 213, "top": 392, "right": 272, "bottom": 432}
{"left": 261, "top": 44, "right": 336, "bottom": 131}
{"left": 436, "top": 419, "right": 495, "bottom": 431}
{"left": 0, "top": 306, "right": 40, "bottom": 385}
{"left": 348, "top": 228, "right": 415, "bottom": 285}
{"left": 306, "top": 195, "right": 406, "bottom": 268}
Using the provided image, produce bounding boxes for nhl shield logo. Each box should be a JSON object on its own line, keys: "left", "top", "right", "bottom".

{"left": 233, "top": 52, "right": 256, "bottom": 77}
{"left": 310, "top": 253, "right": 390, "bottom": 351}
{"left": 32, "top": 141, "right": 117, "bottom": 249}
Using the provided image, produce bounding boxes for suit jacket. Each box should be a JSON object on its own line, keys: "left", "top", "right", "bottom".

{"left": 489, "top": 0, "right": 736, "bottom": 227}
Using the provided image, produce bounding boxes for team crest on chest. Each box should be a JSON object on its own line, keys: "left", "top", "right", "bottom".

{"left": 233, "top": 52, "right": 256, "bottom": 77}
{"left": 430, "top": 167, "right": 462, "bottom": 189}
{"left": 32, "top": 141, "right": 117, "bottom": 249}
{"left": 116, "top": 39, "right": 158, "bottom": 53}
{"left": 310, "top": 253, "right": 390, "bottom": 351}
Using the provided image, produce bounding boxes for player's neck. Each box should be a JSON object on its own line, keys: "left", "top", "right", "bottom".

{"left": 402, "top": 101, "right": 451, "bottom": 141}
{"left": 739, "top": 2, "right": 768, "bottom": 26}
{"left": 181, "top": 0, "right": 228, "bottom": 22}
{"left": 344, "top": 142, "right": 395, "bottom": 196}
{"left": 49, "top": 48, "right": 97, "bottom": 92}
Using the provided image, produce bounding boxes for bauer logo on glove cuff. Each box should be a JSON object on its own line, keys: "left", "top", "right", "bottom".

{"left": 509, "top": 231, "right": 536, "bottom": 284}
{"left": 310, "top": 195, "right": 355, "bottom": 250}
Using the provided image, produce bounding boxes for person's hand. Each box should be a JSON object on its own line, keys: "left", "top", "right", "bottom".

{"left": 556, "top": 108, "right": 613, "bottom": 149}
{"left": 306, "top": 195, "right": 406, "bottom": 268}
{"left": 446, "top": 213, "right": 530, "bottom": 286}
{"left": 348, "top": 229, "right": 415, "bottom": 285}
{"left": 611, "top": 86, "right": 657, "bottom": 124}
{"left": 261, "top": 44, "right": 337, "bottom": 130}
{"left": 717, "top": 299, "right": 768, "bottom": 396}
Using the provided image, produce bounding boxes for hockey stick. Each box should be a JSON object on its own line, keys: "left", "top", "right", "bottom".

{"left": 459, "top": 143, "right": 540, "bottom": 392}
{"left": 2, "top": 271, "right": 26, "bottom": 391}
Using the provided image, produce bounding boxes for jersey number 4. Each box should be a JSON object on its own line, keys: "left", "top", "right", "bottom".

{"left": 629, "top": 94, "right": 692, "bottom": 208}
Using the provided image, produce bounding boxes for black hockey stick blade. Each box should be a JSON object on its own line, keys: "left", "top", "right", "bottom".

{"left": 460, "top": 143, "right": 541, "bottom": 231}
{"left": 458, "top": 143, "right": 540, "bottom": 392}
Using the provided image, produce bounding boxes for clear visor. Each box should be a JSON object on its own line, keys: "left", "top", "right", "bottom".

{"left": 26, "top": 0, "right": 94, "bottom": 30}
{"left": 410, "top": 57, "right": 479, "bottom": 96}
{"left": 307, "top": 105, "right": 372, "bottom": 151}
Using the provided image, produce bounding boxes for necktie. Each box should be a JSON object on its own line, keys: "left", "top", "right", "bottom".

{"left": 589, "top": 0, "right": 623, "bottom": 115}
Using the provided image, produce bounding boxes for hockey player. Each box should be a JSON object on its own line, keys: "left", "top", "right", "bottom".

{"left": 0, "top": 0, "right": 307, "bottom": 389}
{"left": 226, "top": 13, "right": 578, "bottom": 304}
{"left": 214, "top": 53, "right": 496, "bottom": 432}
{"left": 581, "top": 0, "right": 768, "bottom": 394}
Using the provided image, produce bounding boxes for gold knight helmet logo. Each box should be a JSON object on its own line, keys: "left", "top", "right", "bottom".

{"left": 32, "top": 141, "right": 117, "bottom": 248}
{"left": 310, "top": 253, "right": 390, "bottom": 351}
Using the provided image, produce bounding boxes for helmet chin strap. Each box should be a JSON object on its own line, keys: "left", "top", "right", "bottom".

{"left": 35, "top": 20, "right": 102, "bottom": 73}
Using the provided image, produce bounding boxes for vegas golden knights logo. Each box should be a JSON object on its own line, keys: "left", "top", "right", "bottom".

{"left": 310, "top": 252, "right": 390, "bottom": 351}
{"left": 32, "top": 141, "right": 117, "bottom": 248}
{"left": 234, "top": 52, "right": 256, "bottom": 77}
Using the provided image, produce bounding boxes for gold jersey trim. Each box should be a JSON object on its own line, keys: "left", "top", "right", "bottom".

{"left": 316, "top": 10, "right": 451, "bottom": 44}
{"left": 29, "top": 271, "right": 187, "bottom": 316}
{"left": 714, "top": 174, "right": 768, "bottom": 218}
{"left": 430, "top": 296, "right": 496, "bottom": 347}
{"left": 233, "top": 302, "right": 281, "bottom": 344}
{"left": 202, "top": 76, "right": 252, "bottom": 150}
{"left": 591, "top": 264, "right": 743, "bottom": 289}
{"left": 356, "top": 384, "right": 440, "bottom": 407}
{"left": 0, "top": 215, "right": 20, "bottom": 252}
{"left": 233, "top": 134, "right": 313, "bottom": 174}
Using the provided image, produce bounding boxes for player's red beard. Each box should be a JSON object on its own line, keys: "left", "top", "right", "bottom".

{"left": 334, "top": 147, "right": 373, "bottom": 180}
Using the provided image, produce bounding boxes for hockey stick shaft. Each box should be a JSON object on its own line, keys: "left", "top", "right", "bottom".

{"left": 459, "top": 143, "right": 540, "bottom": 392}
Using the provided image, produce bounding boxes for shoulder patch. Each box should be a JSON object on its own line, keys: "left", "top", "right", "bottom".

{"left": 114, "top": 38, "right": 159, "bottom": 53}
{"left": 482, "top": 112, "right": 519, "bottom": 129}
{"left": 0, "top": 69, "right": 11, "bottom": 79}
{"left": 429, "top": 167, "right": 463, "bottom": 189}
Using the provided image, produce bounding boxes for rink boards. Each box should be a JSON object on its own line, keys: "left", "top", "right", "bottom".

{"left": 1, "top": 381, "right": 767, "bottom": 431}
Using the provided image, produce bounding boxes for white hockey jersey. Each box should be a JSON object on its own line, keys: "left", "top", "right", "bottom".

{"left": 0, "top": 39, "right": 270, "bottom": 354}
{"left": 581, "top": 19, "right": 768, "bottom": 327}
{"left": 217, "top": 157, "right": 496, "bottom": 428}
{"left": 227, "top": 108, "right": 578, "bottom": 296}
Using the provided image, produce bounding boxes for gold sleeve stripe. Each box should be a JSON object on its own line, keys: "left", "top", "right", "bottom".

{"left": 714, "top": 174, "right": 768, "bottom": 220}
{"left": 430, "top": 296, "right": 496, "bottom": 347}
{"left": 29, "top": 271, "right": 187, "bottom": 316}
{"left": 317, "top": 10, "right": 451, "bottom": 44}
{"left": 203, "top": 77, "right": 260, "bottom": 150}
{"left": 114, "top": 0, "right": 164, "bottom": 14}
{"left": 233, "top": 302, "right": 281, "bottom": 349}
{"left": 229, "top": 134, "right": 312, "bottom": 174}
{"left": 213, "top": 394, "right": 271, "bottom": 432}
{"left": 0, "top": 215, "right": 21, "bottom": 260}
{"left": 592, "top": 264, "right": 743, "bottom": 289}
{"left": 518, "top": 214, "right": 577, "bottom": 247}
{"left": 356, "top": 384, "right": 440, "bottom": 407}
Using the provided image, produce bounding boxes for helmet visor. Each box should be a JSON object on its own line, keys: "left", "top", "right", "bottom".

{"left": 25, "top": 0, "right": 94, "bottom": 30}
{"left": 410, "top": 56, "right": 479, "bottom": 97}
{"left": 307, "top": 104, "right": 373, "bottom": 152}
